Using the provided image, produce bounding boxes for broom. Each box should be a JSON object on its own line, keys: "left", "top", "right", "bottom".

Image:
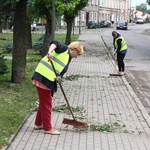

{"left": 50, "top": 61, "right": 87, "bottom": 128}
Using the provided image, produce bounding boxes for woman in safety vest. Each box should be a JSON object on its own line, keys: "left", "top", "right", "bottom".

{"left": 32, "top": 40, "right": 83, "bottom": 135}
{"left": 112, "top": 31, "right": 128, "bottom": 75}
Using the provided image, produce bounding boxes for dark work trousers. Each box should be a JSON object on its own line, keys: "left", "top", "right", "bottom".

{"left": 117, "top": 53, "right": 126, "bottom": 72}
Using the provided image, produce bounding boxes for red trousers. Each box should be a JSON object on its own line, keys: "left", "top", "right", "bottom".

{"left": 35, "top": 86, "right": 52, "bottom": 131}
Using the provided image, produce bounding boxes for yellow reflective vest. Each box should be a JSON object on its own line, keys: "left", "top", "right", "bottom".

{"left": 115, "top": 36, "right": 127, "bottom": 52}
{"left": 35, "top": 50, "right": 69, "bottom": 82}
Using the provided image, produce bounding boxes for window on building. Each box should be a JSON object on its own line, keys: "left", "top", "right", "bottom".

{"left": 105, "top": 0, "right": 108, "bottom": 7}
{"left": 100, "top": 0, "right": 103, "bottom": 6}
{"left": 95, "top": 12, "right": 97, "bottom": 21}
{"left": 114, "top": 0, "right": 115, "bottom": 8}
{"left": 82, "top": 11, "right": 84, "bottom": 21}
{"left": 111, "top": 0, "right": 113, "bottom": 8}
{"left": 91, "top": 12, "right": 93, "bottom": 20}
{"left": 108, "top": 0, "right": 110, "bottom": 7}
{"left": 77, "top": 15, "right": 79, "bottom": 21}
{"left": 118, "top": 0, "right": 120, "bottom": 9}
{"left": 91, "top": 0, "right": 94, "bottom": 5}
{"left": 120, "top": 1, "right": 122, "bottom": 10}
{"left": 95, "top": 0, "right": 98, "bottom": 5}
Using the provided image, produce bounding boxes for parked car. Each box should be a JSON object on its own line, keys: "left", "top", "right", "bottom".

{"left": 100, "top": 20, "right": 111, "bottom": 28}
{"left": 87, "top": 21, "right": 97, "bottom": 29}
{"left": 95, "top": 21, "right": 101, "bottom": 28}
{"left": 135, "top": 17, "right": 144, "bottom": 24}
{"left": 116, "top": 20, "right": 128, "bottom": 30}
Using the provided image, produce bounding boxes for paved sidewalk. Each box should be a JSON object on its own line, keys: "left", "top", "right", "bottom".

{"left": 3, "top": 29, "right": 150, "bottom": 150}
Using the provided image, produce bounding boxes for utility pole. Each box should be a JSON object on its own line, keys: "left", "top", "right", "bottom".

{"left": 79, "top": 11, "right": 81, "bottom": 34}
{"left": 119, "top": 0, "right": 121, "bottom": 20}
{"left": 52, "top": 0, "right": 55, "bottom": 40}
{"left": 97, "top": 0, "right": 100, "bottom": 22}
{"left": 130, "top": 0, "right": 132, "bottom": 22}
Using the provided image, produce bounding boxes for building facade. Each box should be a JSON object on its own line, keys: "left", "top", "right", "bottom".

{"left": 71, "top": 0, "right": 129, "bottom": 27}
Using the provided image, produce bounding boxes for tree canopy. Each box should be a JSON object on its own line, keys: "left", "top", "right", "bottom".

{"left": 0, "top": 0, "right": 15, "bottom": 32}
{"left": 63, "top": 0, "right": 89, "bottom": 44}
{"left": 1, "top": 0, "right": 89, "bottom": 83}
{"left": 136, "top": 3, "right": 150, "bottom": 14}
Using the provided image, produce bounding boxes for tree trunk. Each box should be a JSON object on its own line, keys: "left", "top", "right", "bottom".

{"left": 42, "top": 9, "right": 52, "bottom": 57}
{"left": 11, "top": 0, "right": 28, "bottom": 83}
{"left": 65, "top": 17, "right": 74, "bottom": 45}
{"left": 26, "top": 23, "right": 32, "bottom": 49}
{"left": 0, "top": 21, "right": 3, "bottom": 33}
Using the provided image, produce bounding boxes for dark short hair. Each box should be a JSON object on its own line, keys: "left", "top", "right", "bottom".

{"left": 112, "top": 31, "right": 118, "bottom": 36}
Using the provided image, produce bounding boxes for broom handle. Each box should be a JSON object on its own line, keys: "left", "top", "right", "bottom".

{"left": 50, "top": 61, "right": 76, "bottom": 120}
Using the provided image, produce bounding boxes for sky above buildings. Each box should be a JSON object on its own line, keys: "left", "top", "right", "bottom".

{"left": 131, "top": 0, "right": 148, "bottom": 7}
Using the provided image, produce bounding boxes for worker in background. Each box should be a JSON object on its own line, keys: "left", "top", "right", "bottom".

{"left": 112, "top": 31, "right": 128, "bottom": 75}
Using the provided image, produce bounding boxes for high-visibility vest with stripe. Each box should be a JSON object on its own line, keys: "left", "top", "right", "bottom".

{"left": 35, "top": 50, "right": 69, "bottom": 81}
{"left": 115, "top": 36, "right": 127, "bottom": 52}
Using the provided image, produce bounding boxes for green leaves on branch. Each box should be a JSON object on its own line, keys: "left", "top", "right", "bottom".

{"left": 52, "top": 104, "right": 85, "bottom": 115}
{"left": 55, "top": 0, "right": 80, "bottom": 15}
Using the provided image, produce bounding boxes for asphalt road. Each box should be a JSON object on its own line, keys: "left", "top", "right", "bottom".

{"left": 101, "top": 23, "right": 150, "bottom": 113}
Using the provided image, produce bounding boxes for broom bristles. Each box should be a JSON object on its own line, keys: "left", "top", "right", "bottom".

{"left": 62, "top": 118, "right": 87, "bottom": 128}
{"left": 109, "top": 73, "right": 122, "bottom": 76}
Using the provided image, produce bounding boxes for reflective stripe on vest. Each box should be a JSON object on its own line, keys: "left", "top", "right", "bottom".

{"left": 35, "top": 50, "right": 69, "bottom": 81}
{"left": 115, "top": 36, "right": 127, "bottom": 52}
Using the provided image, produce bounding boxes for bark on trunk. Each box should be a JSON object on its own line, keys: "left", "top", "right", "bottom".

{"left": 65, "top": 18, "right": 74, "bottom": 45}
{"left": 26, "top": 23, "right": 32, "bottom": 49}
{"left": 42, "top": 8, "right": 52, "bottom": 57}
{"left": 0, "top": 22, "right": 3, "bottom": 33}
{"left": 11, "top": 0, "right": 28, "bottom": 83}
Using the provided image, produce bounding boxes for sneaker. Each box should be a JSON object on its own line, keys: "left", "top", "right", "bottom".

{"left": 34, "top": 125, "right": 43, "bottom": 130}
{"left": 121, "top": 71, "right": 125, "bottom": 75}
{"left": 118, "top": 72, "right": 125, "bottom": 75}
{"left": 118, "top": 71, "right": 124, "bottom": 76}
{"left": 44, "top": 129, "right": 60, "bottom": 135}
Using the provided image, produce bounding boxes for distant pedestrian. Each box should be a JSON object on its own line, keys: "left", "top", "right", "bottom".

{"left": 112, "top": 31, "right": 128, "bottom": 75}
{"left": 32, "top": 40, "right": 83, "bottom": 135}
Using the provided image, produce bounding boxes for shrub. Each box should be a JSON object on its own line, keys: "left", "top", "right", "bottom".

{"left": 2, "top": 42, "right": 13, "bottom": 53}
{"left": 33, "top": 34, "right": 45, "bottom": 54}
{"left": 0, "top": 53, "right": 8, "bottom": 75}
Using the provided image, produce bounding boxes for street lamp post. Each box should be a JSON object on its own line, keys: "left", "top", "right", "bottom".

{"left": 79, "top": 11, "right": 81, "bottom": 34}
{"left": 98, "top": 0, "right": 100, "bottom": 22}
{"left": 130, "top": 0, "right": 132, "bottom": 22}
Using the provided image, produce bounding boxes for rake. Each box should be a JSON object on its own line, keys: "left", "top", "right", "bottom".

{"left": 50, "top": 61, "right": 87, "bottom": 128}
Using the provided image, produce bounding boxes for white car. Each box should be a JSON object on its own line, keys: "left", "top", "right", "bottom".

{"left": 136, "top": 17, "right": 144, "bottom": 24}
